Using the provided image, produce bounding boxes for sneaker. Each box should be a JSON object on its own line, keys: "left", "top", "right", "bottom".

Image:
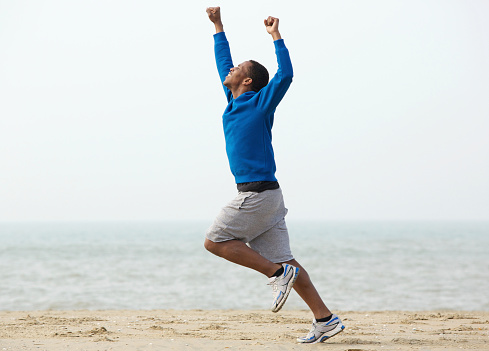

{"left": 268, "top": 263, "right": 299, "bottom": 313}
{"left": 297, "top": 314, "right": 345, "bottom": 344}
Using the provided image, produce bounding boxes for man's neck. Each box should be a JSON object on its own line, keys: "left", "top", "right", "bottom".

{"left": 231, "top": 86, "right": 253, "bottom": 99}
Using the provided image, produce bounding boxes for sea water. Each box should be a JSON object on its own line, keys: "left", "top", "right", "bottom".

{"left": 0, "top": 221, "right": 488, "bottom": 311}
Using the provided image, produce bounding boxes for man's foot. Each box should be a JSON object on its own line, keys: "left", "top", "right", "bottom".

{"left": 268, "top": 263, "right": 299, "bottom": 313}
{"left": 297, "top": 314, "right": 345, "bottom": 344}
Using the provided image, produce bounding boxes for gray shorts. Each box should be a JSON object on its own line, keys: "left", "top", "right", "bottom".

{"left": 205, "top": 188, "right": 294, "bottom": 263}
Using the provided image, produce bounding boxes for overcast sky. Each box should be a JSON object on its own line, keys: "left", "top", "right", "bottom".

{"left": 1, "top": 0, "right": 488, "bottom": 222}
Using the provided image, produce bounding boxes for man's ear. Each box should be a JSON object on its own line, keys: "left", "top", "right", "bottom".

{"left": 242, "top": 77, "right": 253, "bottom": 86}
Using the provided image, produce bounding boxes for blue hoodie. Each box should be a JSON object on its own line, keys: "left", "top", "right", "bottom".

{"left": 214, "top": 32, "right": 293, "bottom": 184}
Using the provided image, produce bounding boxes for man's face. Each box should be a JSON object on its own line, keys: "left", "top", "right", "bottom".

{"left": 223, "top": 61, "right": 252, "bottom": 89}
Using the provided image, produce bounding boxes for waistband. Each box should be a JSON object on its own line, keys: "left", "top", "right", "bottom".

{"left": 236, "top": 181, "right": 280, "bottom": 193}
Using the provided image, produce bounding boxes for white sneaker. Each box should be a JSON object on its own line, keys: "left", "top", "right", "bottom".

{"left": 297, "top": 314, "right": 345, "bottom": 343}
{"left": 268, "top": 263, "right": 299, "bottom": 313}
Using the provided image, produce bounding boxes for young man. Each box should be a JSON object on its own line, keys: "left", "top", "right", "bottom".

{"left": 204, "top": 7, "right": 345, "bottom": 344}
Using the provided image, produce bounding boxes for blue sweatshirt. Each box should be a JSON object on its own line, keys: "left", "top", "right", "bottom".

{"left": 214, "top": 32, "right": 293, "bottom": 184}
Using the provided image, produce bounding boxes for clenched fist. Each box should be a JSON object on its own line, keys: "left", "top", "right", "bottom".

{"left": 264, "top": 16, "right": 281, "bottom": 41}
{"left": 206, "top": 7, "right": 221, "bottom": 24}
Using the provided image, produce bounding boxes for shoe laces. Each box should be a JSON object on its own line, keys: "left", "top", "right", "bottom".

{"left": 267, "top": 277, "right": 279, "bottom": 292}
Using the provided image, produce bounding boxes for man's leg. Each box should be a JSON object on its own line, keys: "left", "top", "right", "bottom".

{"left": 280, "top": 259, "right": 331, "bottom": 320}
{"left": 279, "top": 259, "right": 345, "bottom": 344}
{"left": 204, "top": 238, "right": 281, "bottom": 277}
{"left": 205, "top": 190, "right": 299, "bottom": 312}
{"left": 204, "top": 238, "right": 299, "bottom": 313}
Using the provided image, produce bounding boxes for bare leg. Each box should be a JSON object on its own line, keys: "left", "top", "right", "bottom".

{"left": 204, "top": 238, "right": 281, "bottom": 277}
{"left": 280, "top": 259, "right": 331, "bottom": 320}
{"left": 204, "top": 239, "right": 330, "bottom": 318}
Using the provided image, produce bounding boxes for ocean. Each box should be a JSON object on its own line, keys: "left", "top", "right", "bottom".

{"left": 0, "top": 221, "right": 488, "bottom": 312}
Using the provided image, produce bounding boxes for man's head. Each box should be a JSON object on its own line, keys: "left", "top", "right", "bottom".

{"left": 247, "top": 60, "right": 269, "bottom": 92}
{"left": 223, "top": 60, "right": 269, "bottom": 93}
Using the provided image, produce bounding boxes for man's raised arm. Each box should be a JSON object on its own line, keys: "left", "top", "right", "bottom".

{"left": 206, "top": 7, "right": 224, "bottom": 33}
{"left": 206, "top": 6, "right": 233, "bottom": 101}
{"left": 258, "top": 16, "right": 293, "bottom": 112}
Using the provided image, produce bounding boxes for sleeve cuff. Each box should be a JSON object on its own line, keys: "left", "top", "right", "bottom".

{"left": 274, "top": 38, "right": 286, "bottom": 49}
{"left": 213, "top": 31, "right": 227, "bottom": 42}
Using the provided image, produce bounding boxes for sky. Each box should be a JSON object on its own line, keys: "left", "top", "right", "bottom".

{"left": 1, "top": 0, "right": 488, "bottom": 222}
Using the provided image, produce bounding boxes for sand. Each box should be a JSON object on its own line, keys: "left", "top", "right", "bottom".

{"left": 1, "top": 310, "right": 488, "bottom": 350}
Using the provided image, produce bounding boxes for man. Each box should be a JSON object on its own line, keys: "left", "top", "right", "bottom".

{"left": 204, "top": 7, "right": 345, "bottom": 344}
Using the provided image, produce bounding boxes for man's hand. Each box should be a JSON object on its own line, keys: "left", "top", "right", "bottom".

{"left": 206, "top": 7, "right": 221, "bottom": 23}
{"left": 207, "top": 7, "right": 224, "bottom": 33}
{"left": 264, "top": 16, "right": 282, "bottom": 41}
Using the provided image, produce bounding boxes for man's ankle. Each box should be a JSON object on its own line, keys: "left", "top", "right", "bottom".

{"left": 316, "top": 314, "right": 333, "bottom": 323}
{"left": 269, "top": 265, "right": 284, "bottom": 278}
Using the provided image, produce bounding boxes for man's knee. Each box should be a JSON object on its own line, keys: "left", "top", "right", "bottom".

{"left": 204, "top": 238, "right": 218, "bottom": 254}
{"left": 204, "top": 238, "right": 236, "bottom": 257}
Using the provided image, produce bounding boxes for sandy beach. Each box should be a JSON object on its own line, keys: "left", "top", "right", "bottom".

{"left": 1, "top": 310, "right": 488, "bottom": 350}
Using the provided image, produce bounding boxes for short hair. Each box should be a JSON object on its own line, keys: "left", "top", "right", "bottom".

{"left": 247, "top": 60, "right": 269, "bottom": 92}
